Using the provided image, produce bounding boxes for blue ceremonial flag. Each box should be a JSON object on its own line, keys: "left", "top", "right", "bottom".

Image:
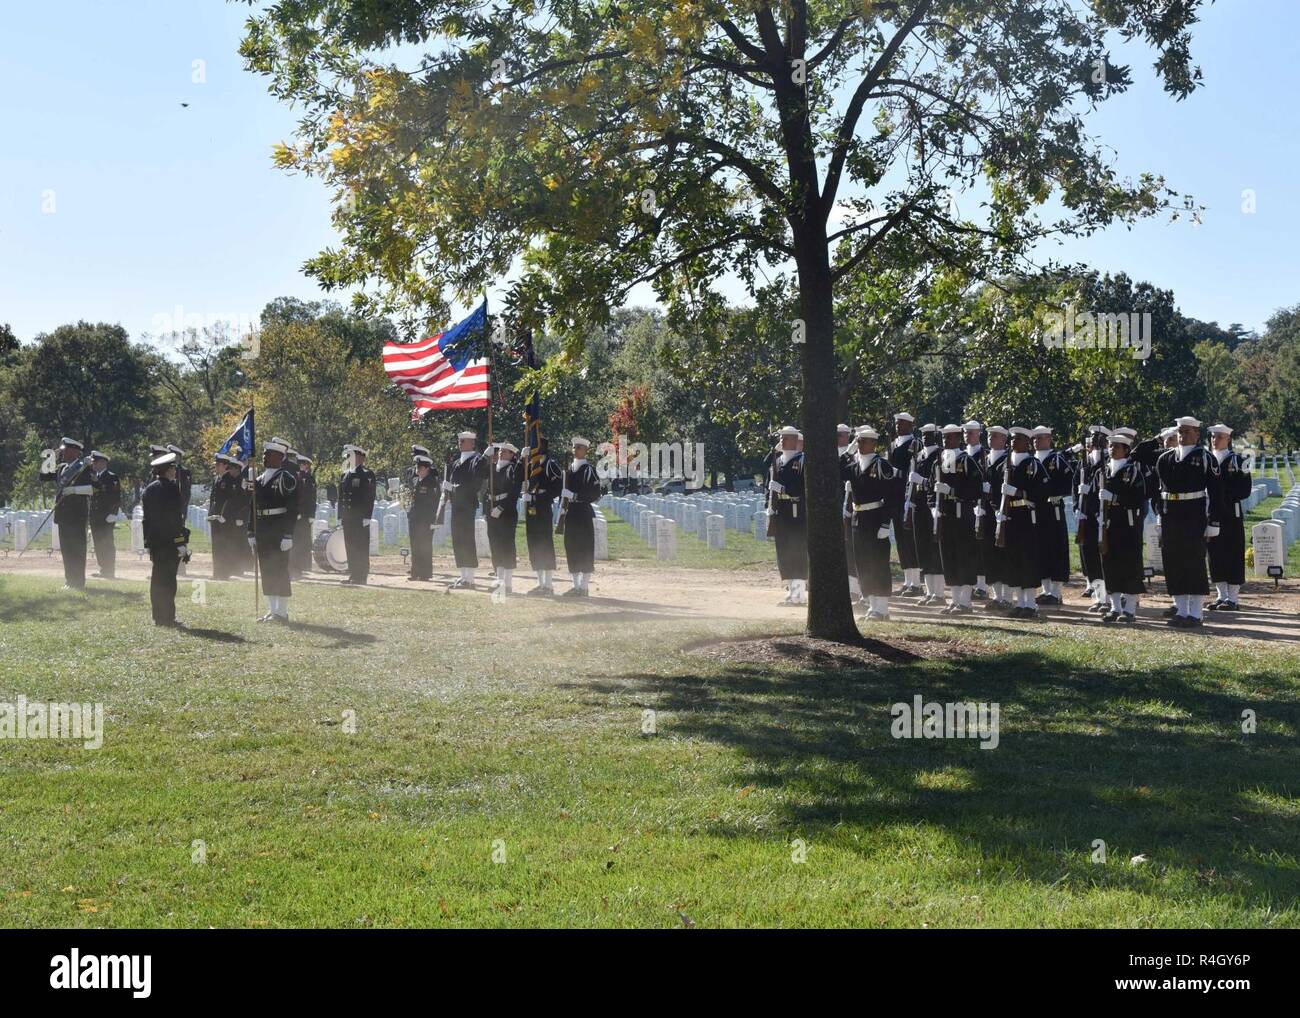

{"left": 219, "top": 408, "right": 255, "bottom": 462}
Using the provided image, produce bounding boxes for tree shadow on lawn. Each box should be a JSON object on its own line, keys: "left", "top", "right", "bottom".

{"left": 0, "top": 583, "right": 143, "bottom": 624}
{"left": 565, "top": 649, "right": 1300, "bottom": 912}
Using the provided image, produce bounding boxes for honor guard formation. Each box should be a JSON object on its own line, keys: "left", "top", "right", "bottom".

{"left": 36, "top": 412, "right": 1258, "bottom": 632}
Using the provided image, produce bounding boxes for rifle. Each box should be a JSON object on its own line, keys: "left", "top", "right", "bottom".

{"left": 554, "top": 457, "right": 573, "bottom": 535}
{"left": 1075, "top": 455, "right": 1092, "bottom": 547}
{"left": 1098, "top": 463, "right": 1111, "bottom": 558}
{"left": 433, "top": 448, "right": 454, "bottom": 526}
{"left": 902, "top": 437, "right": 919, "bottom": 529}
{"left": 931, "top": 450, "right": 945, "bottom": 545}
{"left": 994, "top": 453, "right": 1012, "bottom": 549}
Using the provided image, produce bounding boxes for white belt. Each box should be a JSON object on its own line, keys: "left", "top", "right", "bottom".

{"left": 257, "top": 507, "right": 287, "bottom": 516}
{"left": 63, "top": 485, "right": 93, "bottom": 496}
{"left": 1164, "top": 489, "right": 1206, "bottom": 502}
{"left": 493, "top": 492, "right": 512, "bottom": 502}
{"left": 853, "top": 500, "right": 885, "bottom": 511}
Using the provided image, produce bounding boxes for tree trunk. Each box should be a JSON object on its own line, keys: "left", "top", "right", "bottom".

{"left": 797, "top": 244, "right": 859, "bottom": 642}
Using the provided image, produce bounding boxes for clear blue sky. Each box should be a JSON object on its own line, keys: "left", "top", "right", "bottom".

{"left": 2, "top": 0, "right": 1296, "bottom": 345}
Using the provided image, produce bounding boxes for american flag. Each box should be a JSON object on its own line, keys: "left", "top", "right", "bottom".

{"left": 383, "top": 301, "right": 490, "bottom": 418}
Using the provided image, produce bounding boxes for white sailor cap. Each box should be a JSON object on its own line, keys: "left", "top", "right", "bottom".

{"left": 457, "top": 431, "right": 477, "bottom": 442}
{"left": 297, "top": 454, "right": 313, "bottom": 465}
{"left": 413, "top": 455, "right": 433, "bottom": 467}
{"left": 893, "top": 412, "right": 915, "bottom": 423}
{"left": 214, "top": 453, "right": 236, "bottom": 466}
{"left": 497, "top": 442, "right": 519, "bottom": 454}
{"left": 571, "top": 436, "right": 591, "bottom": 449}
{"left": 149, "top": 444, "right": 169, "bottom": 455}
{"left": 1031, "top": 425, "right": 1053, "bottom": 437}
{"left": 778, "top": 425, "right": 801, "bottom": 438}
{"left": 1159, "top": 426, "right": 1178, "bottom": 440}
{"left": 962, "top": 420, "right": 982, "bottom": 432}
{"left": 1088, "top": 425, "right": 1112, "bottom": 436}
{"left": 60, "top": 437, "right": 84, "bottom": 450}
{"left": 264, "top": 437, "right": 290, "bottom": 454}
{"left": 411, "top": 444, "right": 430, "bottom": 457}
{"left": 837, "top": 423, "right": 851, "bottom": 434}
{"left": 987, "top": 425, "right": 1009, "bottom": 437}
{"left": 1113, "top": 427, "right": 1137, "bottom": 440}
{"left": 941, "top": 424, "right": 963, "bottom": 435}
{"left": 285, "top": 448, "right": 300, "bottom": 460}
{"left": 1108, "top": 432, "right": 1134, "bottom": 447}
{"left": 166, "top": 444, "right": 185, "bottom": 456}
{"left": 89, "top": 450, "right": 108, "bottom": 461}
{"left": 1208, "top": 423, "right": 1233, "bottom": 436}
{"left": 920, "top": 423, "right": 938, "bottom": 434}
{"left": 349, "top": 445, "right": 369, "bottom": 457}
{"left": 150, "top": 452, "right": 178, "bottom": 469}
{"left": 855, "top": 426, "right": 880, "bottom": 441}
{"left": 1175, "top": 416, "right": 1202, "bottom": 429}
{"left": 1009, "top": 426, "right": 1033, "bottom": 438}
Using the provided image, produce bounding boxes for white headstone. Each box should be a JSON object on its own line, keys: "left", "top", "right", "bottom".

{"left": 593, "top": 512, "right": 609, "bottom": 561}
{"left": 754, "top": 510, "right": 769, "bottom": 540}
{"left": 51, "top": 522, "right": 60, "bottom": 551}
{"left": 706, "top": 514, "right": 725, "bottom": 550}
{"left": 369, "top": 517, "right": 380, "bottom": 554}
{"left": 474, "top": 515, "right": 490, "bottom": 556}
{"left": 14, "top": 519, "right": 29, "bottom": 553}
{"left": 1143, "top": 516, "right": 1162, "bottom": 571}
{"left": 656, "top": 517, "right": 677, "bottom": 560}
{"left": 383, "top": 512, "right": 399, "bottom": 546}
{"left": 1252, "top": 520, "right": 1286, "bottom": 578}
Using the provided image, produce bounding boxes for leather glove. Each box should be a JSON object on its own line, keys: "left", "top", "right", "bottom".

{"left": 247, "top": 536, "right": 257, "bottom": 549}
{"left": 909, "top": 472, "right": 925, "bottom": 485}
{"left": 1204, "top": 525, "right": 1220, "bottom": 538}
{"left": 934, "top": 481, "right": 951, "bottom": 495}
{"left": 1098, "top": 488, "right": 1115, "bottom": 502}
{"left": 280, "top": 537, "right": 293, "bottom": 552}
{"left": 876, "top": 526, "right": 891, "bottom": 539}
{"left": 1001, "top": 482, "right": 1018, "bottom": 497}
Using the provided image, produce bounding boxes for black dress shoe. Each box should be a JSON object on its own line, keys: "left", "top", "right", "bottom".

{"left": 1102, "top": 610, "right": 1120, "bottom": 623}
{"left": 1088, "top": 602, "right": 1107, "bottom": 613}
{"left": 1163, "top": 605, "right": 1179, "bottom": 618}
{"left": 972, "top": 589, "right": 987, "bottom": 600}
{"left": 1204, "top": 598, "right": 1223, "bottom": 611}
{"left": 1217, "top": 601, "right": 1240, "bottom": 612}
{"left": 1119, "top": 612, "right": 1136, "bottom": 624}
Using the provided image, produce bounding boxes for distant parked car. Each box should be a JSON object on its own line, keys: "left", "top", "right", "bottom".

{"left": 655, "top": 478, "right": 687, "bottom": 495}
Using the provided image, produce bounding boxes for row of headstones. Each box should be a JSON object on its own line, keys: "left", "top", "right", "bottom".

{"left": 1254, "top": 484, "right": 1300, "bottom": 577}
{"left": 612, "top": 492, "right": 767, "bottom": 537}
{"left": 607, "top": 497, "right": 728, "bottom": 557}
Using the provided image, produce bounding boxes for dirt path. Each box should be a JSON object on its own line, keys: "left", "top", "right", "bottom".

{"left": 3, "top": 549, "right": 1297, "bottom": 644}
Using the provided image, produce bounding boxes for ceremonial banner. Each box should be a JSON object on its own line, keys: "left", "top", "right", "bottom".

{"left": 383, "top": 301, "right": 490, "bottom": 418}
{"left": 219, "top": 408, "right": 255, "bottom": 462}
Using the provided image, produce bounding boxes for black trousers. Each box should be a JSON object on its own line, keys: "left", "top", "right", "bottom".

{"left": 149, "top": 546, "right": 179, "bottom": 623}
{"left": 771, "top": 513, "right": 807, "bottom": 580}
{"left": 60, "top": 521, "right": 88, "bottom": 589}
{"left": 211, "top": 524, "right": 235, "bottom": 579}
{"left": 525, "top": 504, "right": 557, "bottom": 570}
{"left": 564, "top": 512, "right": 596, "bottom": 573}
{"left": 852, "top": 518, "right": 892, "bottom": 596}
{"left": 291, "top": 519, "right": 313, "bottom": 577}
{"left": 257, "top": 540, "right": 293, "bottom": 598}
{"left": 91, "top": 522, "right": 116, "bottom": 578}
{"left": 487, "top": 512, "right": 518, "bottom": 569}
{"left": 1208, "top": 504, "right": 1246, "bottom": 585}
{"left": 937, "top": 506, "right": 980, "bottom": 586}
{"left": 409, "top": 514, "right": 433, "bottom": 578}
{"left": 450, "top": 506, "right": 478, "bottom": 568}
{"left": 893, "top": 505, "right": 919, "bottom": 569}
{"left": 1036, "top": 501, "right": 1070, "bottom": 582}
{"left": 341, "top": 515, "right": 370, "bottom": 582}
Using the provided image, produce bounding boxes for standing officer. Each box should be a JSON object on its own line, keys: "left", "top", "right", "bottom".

{"left": 981, "top": 426, "right": 1011, "bottom": 610}
{"left": 962, "top": 420, "right": 990, "bottom": 599}
{"left": 836, "top": 424, "right": 861, "bottom": 603}
{"left": 559, "top": 437, "right": 602, "bottom": 597}
{"left": 446, "top": 431, "right": 487, "bottom": 589}
{"left": 88, "top": 450, "right": 121, "bottom": 579}
{"left": 1206, "top": 424, "right": 1250, "bottom": 612}
{"left": 142, "top": 451, "right": 190, "bottom": 626}
{"left": 1075, "top": 426, "right": 1111, "bottom": 613}
{"left": 997, "top": 427, "right": 1050, "bottom": 618}
{"left": 338, "top": 445, "right": 377, "bottom": 585}
{"left": 889, "top": 413, "right": 923, "bottom": 596}
{"left": 909, "top": 424, "right": 945, "bottom": 605}
{"left": 407, "top": 454, "right": 440, "bottom": 581}
{"left": 1097, "top": 431, "right": 1148, "bottom": 623}
{"left": 249, "top": 437, "right": 298, "bottom": 622}
{"left": 291, "top": 454, "right": 317, "bottom": 580}
{"left": 842, "top": 426, "right": 897, "bottom": 620}
{"left": 767, "top": 425, "right": 807, "bottom": 606}
{"left": 208, "top": 454, "right": 243, "bottom": 580}
{"left": 1031, "top": 425, "right": 1072, "bottom": 605}
{"left": 169, "top": 444, "right": 193, "bottom": 522}
{"left": 1155, "top": 417, "right": 1225, "bottom": 628}
{"left": 487, "top": 442, "right": 523, "bottom": 595}
{"left": 45, "top": 438, "right": 94, "bottom": 590}
{"left": 931, "top": 424, "right": 984, "bottom": 614}
{"left": 523, "top": 437, "right": 565, "bottom": 595}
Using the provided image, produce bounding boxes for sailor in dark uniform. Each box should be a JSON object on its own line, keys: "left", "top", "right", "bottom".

{"left": 446, "top": 430, "right": 487, "bottom": 589}
{"left": 1097, "top": 431, "right": 1148, "bottom": 623}
{"left": 930, "top": 424, "right": 984, "bottom": 614}
{"left": 997, "top": 427, "right": 1051, "bottom": 618}
{"left": 1206, "top": 424, "right": 1251, "bottom": 612}
{"left": 209, "top": 453, "right": 243, "bottom": 580}
{"left": 842, "top": 426, "right": 897, "bottom": 619}
{"left": 88, "top": 450, "right": 121, "bottom": 579}
{"left": 980, "top": 426, "right": 1012, "bottom": 610}
{"left": 836, "top": 424, "right": 861, "bottom": 603}
{"left": 909, "top": 424, "right": 945, "bottom": 605}
{"left": 962, "top": 420, "right": 990, "bottom": 599}
{"left": 767, "top": 425, "right": 807, "bottom": 606}
{"left": 142, "top": 451, "right": 190, "bottom": 626}
{"left": 291, "top": 454, "right": 317, "bottom": 580}
{"left": 407, "top": 454, "right": 440, "bottom": 581}
{"left": 46, "top": 437, "right": 94, "bottom": 589}
{"left": 523, "top": 437, "right": 565, "bottom": 595}
{"left": 1155, "top": 416, "right": 1225, "bottom": 628}
{"left": 168, "top": 445, "right": 193, "bottom": 577}
{"left": 559, "top": 437, "right": 602, "bottom": 597}
{"left": 1074, "top": 426, "right": 1111, "bottom": 613}
{"left": 1031, "top": 425, "right": 1072, "bottom": 605}
{"left": 338, "top": 445, "right": 377, "bottom": 585}
{"left": 889, "top": 413, "right": 923, "bottom": 596}
{"left": 486, "top": 441, "right": 523, "bottom": 595}
{"left": 249, "top": 437, "right": 299, "bottom": 622}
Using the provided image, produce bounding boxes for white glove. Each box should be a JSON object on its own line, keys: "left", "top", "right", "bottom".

{"left": 522, "top": 492, "right": 532, "bottom": 503}
{"left": 561, "top": 488, "right": 574, "bottom": 500}
{"left": 1078, "top": 483, "right": 1090, "bottom": 494}
{"left": 178, "top": 544, "right": 190, "bottom": 563}
{"left": 843, "top": 509, "right": 852, "bottom": 520}
{"left": 934, "top": 481, "right": 951, "bottom": 495}
{"left": 1098, "top": 488, "right": 1114, "bottom": 502}
{"left": 766, "top": 508, "right": 776, "bottom": 518}
{"left": 280, "top": 537, "right": 293, "bottom": 552}
{"left": 441, "top": 481, "right": 454, "bottom": 492}
{"left": 876, "top": 526, "right": 890, "bottom": 539}
{"left": 248, "top": 536, "right": 257, "bottom": 549}
{"left": 362, "top": 518, "right": 372, "bottom": 527}
{"left": 973, "top": 504, "right": 986, "bottom": 518}
{"left": 909, "top": 472, "right": 925, "bottom": 485}
{"left": 981, "top": 482, "right": 990, "bottom": 494}
{"left": 930, "top": 508, "right": 941, "bottom": 521}
{"left": 903, "top": 500, "right": 914, "bottom": 512}
{"left": 490, "top": 507, "right": 502, "bottom": 518}
{"left": 210, "top": 515, "right": 225, "bottom": 523}
{"left": 1001, "top": 482, "right": 1018, "bottom": 497}
{"left": 768, "top": 480, "right": 784, "bottom": 494}
{"left": 1076, "top": 512, "right": 1088, "bottom": 521}
{"left": 105, "top": 514, "right": 116, "bottom": 523}
{"left": 1204, "top": 525, "right": 1220, "bottom": 538}
{"left": 995, "top": 512, "right": 1008, "bottom": 523}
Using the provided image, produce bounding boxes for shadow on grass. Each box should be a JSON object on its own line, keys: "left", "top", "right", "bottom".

{"left": 564, "top": 648, "right": 1300, "bottom": 912}
{"left": 0, "top": 583, "right": 144, "bottom": 624}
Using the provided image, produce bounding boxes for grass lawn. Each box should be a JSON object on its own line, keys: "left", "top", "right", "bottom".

{"left": 1, "top": 570, "right": 1297, "bottom": 928}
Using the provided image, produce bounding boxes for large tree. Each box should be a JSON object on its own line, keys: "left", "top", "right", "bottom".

{"left": 244, "top": 0, "right": 1206, "bottom": 640}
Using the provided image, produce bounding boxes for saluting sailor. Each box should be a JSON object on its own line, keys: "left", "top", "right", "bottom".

{"left": 208, "top": 453, "right": 245, "bottom": 580}
{"left": 930, "top": 424, "right": 984, "bottom": 614}
{"left": 523, "top": 437, "right": 565, "bottom": 596}
{"left": 88, "top": 450, "right": 122, "bottom": 579}
{"left": 446, "top": 431, "right": 487, "bottom": 589}
{"left": 980, "top": 426, "right": 1012, "bottom": 611}
{"left": 406, "top": 454, "right": 440, "bottom": 581}
{"left": 998, "top": 427, "right": 1050, "bottom": 619}
{"left": 1031, "top": 425, "right": 1072, "bottom": 605}
{"left": 249, "top": 436, "right": 299, "bottom": 622}
{"left": 142, "top": 451, "right": 191, "bottom": 627}
{"left": 767, "top": 425, "right": 807, "bottom": 606}
{"left": 1075, "top": 426, "right": 1111, "bottom": 614}
{"left": 487, "top": 442, "right": 523, "bottom": 595}
{"left": 909, "top": 424, "right": 945, "bottom": 605}
{"left": 842, "top": 426, "right": 897, "bottom": 620}
{"left": 338, "top": 445, "right": 377, "bottom": 585}
{"left": 1206, "top": 424, "right": 1250, "bottom": 613}
{"left": 889, "top": 413, "right": 923, "bottom": 596}
{"left": 292, "top": 454, "right": 317, "bottom": 579}
{"left": 559, "top": 437, "right": 602, "bottom": 597}
{"left": 1097, "top": 430, "right": 1147, "bottom": 623}
{"left": 1155, "top": 417, "right": 1225, "bottom": 628}
{"left": 962, "top": 420, "right": 990, "bottom": 599}
{"left": 46, "top": 437, "right": 95, "bottom": 590}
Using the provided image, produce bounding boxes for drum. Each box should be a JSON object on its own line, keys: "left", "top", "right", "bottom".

{"left": 311, "top": 527, "right": 349, "bottom": 572}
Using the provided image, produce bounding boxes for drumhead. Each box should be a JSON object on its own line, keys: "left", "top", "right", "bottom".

{"left": 312, "top": 526, "right": 340, "bottom": 572}
{"left": 326, "top": 528, "right": 349, "bottom": 572}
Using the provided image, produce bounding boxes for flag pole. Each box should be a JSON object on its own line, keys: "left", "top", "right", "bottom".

{"left": 485, "top": 296, "right": 494, "bottom": 508}
{"left": 250, "top": 400, "right": 259, "bottom": 621}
